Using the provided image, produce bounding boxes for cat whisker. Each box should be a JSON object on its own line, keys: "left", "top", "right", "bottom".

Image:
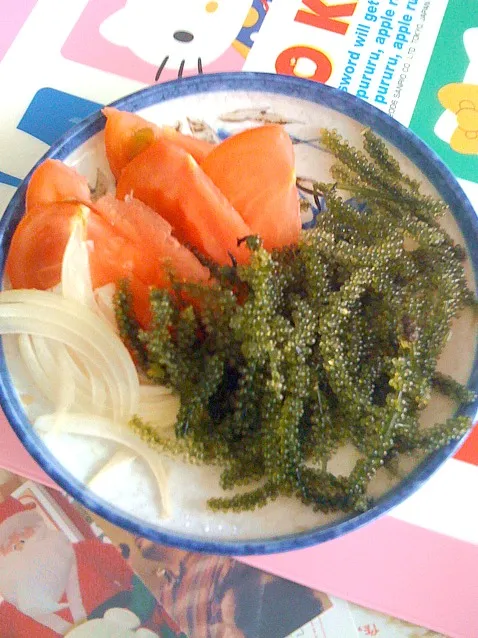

{"left": 178, "top": 60, "right": 185, "bottom": 78}
{"left": 198, "top": 57, "right": 203, "bottom": 74}
{"left": 155, "top": 55, "right": 169, "bottom": 82}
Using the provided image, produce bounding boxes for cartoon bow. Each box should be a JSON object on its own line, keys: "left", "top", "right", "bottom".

{"left": 438, "top": 83, "right": 478, "bottom": 155}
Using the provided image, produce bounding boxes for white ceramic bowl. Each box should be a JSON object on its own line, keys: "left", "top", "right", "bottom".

{"left": 0, "top": 73, "right": 477, "bottom": 555}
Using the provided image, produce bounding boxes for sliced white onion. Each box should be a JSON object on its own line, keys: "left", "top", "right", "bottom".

{"left": 18, "top": 333, "right": 106, "bottom": 417}
{"left": 22, "top": 336, "right": 111, "bottom": 417}
{"left": 36, "top": 413, "right": 171, "bottom": 519}
{"left": 1, "top": 309, "right": 126, "bottom": 418}
{"left": 61, "top": 208, "right": 96, "bottom": 309}
{"left": 136, "top": 393, "right": 179, "bottom": 429}
{"left": 32, "top": 337, "right": 86, "bottom": 391}
{"left": 32, "top": 338, "right": 90, "bottom": 402}
{"left": 139, "top": 384, "right": 173, "bottom": 399}
{"left": 51, "top": 345, "right": 77, "bottom": 433}
{"left": 81, "top": 357, "right": 109, "bottom": 414}
{"left": 94, "top": 283, "right": 117, "bottom": 330}
{"left": 18, "top": 336, "right": 77, "bottom": 433}
{"left": 17, "top": 335, "right": 62, "bottom": 406}
{"left": 87, "top": 448, "right": 137, "bottom": 488}
{"left": 61, "top": 209, "right": 117, "bottom": 329}
{"left": 0, "top": 290, "right": 139, "bottom": 421}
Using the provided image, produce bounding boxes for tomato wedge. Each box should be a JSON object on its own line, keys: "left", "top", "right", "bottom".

{"left": 201, "top": 125, "right": 301, "bottom": 251}
{"left": 6, "top": 202, "right": 156, "bottom": 326}
{"left": 116, "top": 138, "right": 252, "bottom": 265}
{"left": 93, "top": 194, "right": 210, "bottom": 288}
{"left": 7, "top": 193, "right": 211, "bottom": 326}
{"left": 25, "top": 159, "right": 91, "bottom": 213}
{"left": 102, "top": 107, "right": 214, "bottom": 179}
{"left": 6, "top": 202, "right": 149, "bottom": 291}
{"left": 7, "top": 203, "right": 78, "bottom": 290}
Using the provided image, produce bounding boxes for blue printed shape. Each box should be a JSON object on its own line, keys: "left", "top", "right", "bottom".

{"left": 0, "top": 171, "right": 21, "bottom": 188}
{"left": 17, "top": 88, "right": 102, "bottom": 146}
{"left": 236, "top": 0, "right": 271, "bottom": 50}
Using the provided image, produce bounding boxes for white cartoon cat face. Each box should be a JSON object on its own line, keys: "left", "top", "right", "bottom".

{"left": 100, "top": 0, "right": 253, "bottom": 78}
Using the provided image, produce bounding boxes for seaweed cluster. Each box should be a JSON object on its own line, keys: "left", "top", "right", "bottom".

{"left": 116, "top": 129, "right": 477, "bottom": 514}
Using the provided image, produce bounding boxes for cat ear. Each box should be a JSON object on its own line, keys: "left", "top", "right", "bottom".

{"left": 100, "top": 8, "right": 129, "bottom": 46}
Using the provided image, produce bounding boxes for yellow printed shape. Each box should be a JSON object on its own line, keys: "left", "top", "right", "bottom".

{"left": 438, "top": 83, "right": 478, "bottom": 155}
{"left": 232, "top": 6, "right": 260, "bottom": 58}
{"left": 244, "top": 7, "right": 259, "bottom": 27}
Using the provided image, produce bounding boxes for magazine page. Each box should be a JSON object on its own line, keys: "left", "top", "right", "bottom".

{"left": 92, "top": 514, "right": 359, "bottom": 638}
{"left": 0, "top": 472, "right": 447, "bottom": 638}
{"left": 0, "top": 468, "right": 357, "bottom": 637}
{"left": 242, "top": 0, "right": 448, "bottom": 126}
{"left": 348, "top": 602, "right": 445, "bottom": 637}
{"left": 407, "top": 3, "right": 478, "bottom": 187}
{"left": 0, "top": 474, "right": 186, "bottom": 637}
{"left": 288, "top": 597, "right": 359, "bottom": 638}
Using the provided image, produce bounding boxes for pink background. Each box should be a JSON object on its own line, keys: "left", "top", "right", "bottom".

{"left": 61, "top": 0, "right": 247, "bottom": 85}
{"left": 0, "top": 0, "right": 38, "bottom": 63}
{"left": 242, "top": 517, "right": 478, "bottom": 638}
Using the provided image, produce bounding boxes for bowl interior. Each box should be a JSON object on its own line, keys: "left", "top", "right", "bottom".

{"left": 0, "top": 73, "right": 477, "bottom": 555}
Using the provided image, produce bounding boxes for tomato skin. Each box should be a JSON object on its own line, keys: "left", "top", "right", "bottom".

{"left": 160, "top": 127, "right": 214, "bottom": 165}
{"left": 7, "top": 203, "right": 79, "bottom": 290}
{"left": 103, "top": 108, "right": 155, "bottom": 180}
{"left": 7, "top": 196, "right": 210, "bottom": 328}
{"left": 6, "top": 202, "right": 147, "bottom": 291}
{"left": 127, "top": 277, "right": 153, "bottom": 328}
{"left": 102, "top": 107, "right": 214, "bottom": 180}
{"left": 94, "top": 194, "right": 211, "bottom": 288}
{"left": 201, "top": 124, "right": 301, "bottom": 251}
{"left": 25, "top": 160, "right": 91, "bottom": 213}
{"left": 6, "top": 202, "right": 155, "bottom": 328}
{"left": 116, "top": 139, "right": 252, "bottom": 266}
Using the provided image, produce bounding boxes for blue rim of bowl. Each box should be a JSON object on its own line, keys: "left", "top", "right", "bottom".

{"left": 0, "top": 72, "right": 477, "bottom": 556}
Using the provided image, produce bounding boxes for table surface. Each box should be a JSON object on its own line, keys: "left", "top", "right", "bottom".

{"left": 0, "top": 2, "right": 477, "bottom": 637}
{"left": 0, "top": 469, "right": 446, "bottom": 637}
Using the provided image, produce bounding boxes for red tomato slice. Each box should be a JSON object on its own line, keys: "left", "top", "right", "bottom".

{"left": 7, "top": 196, "right": 210, "bottom": 326}
{"left": 93, "top": 194, "right": 210, "bottom": 288}
{"left": 201, "top": 125, "right": 301, "bottom": 251}
{"left": 116, "top": 138, "right": 252, "bottom": 265}
{"left": 6, "top": 203, "right": 149, "bottom": 291}
{"left": 126, "top": 277, "right": 153, "bottom": 329}
{"left": 7, "top": 203, "right": 77, "bottom": 290}
{"left": 25, "top": 160, "right": 91, "bottom": 213}
{"left": 102, "top": 107, "right": 214, "bottom": 180}
{"left": 6, "top": 203, "right": 153, "bottom": 326}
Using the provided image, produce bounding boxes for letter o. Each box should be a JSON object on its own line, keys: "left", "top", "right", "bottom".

{"left": 275, "top": 45, "right": 332, "bottom": 83}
